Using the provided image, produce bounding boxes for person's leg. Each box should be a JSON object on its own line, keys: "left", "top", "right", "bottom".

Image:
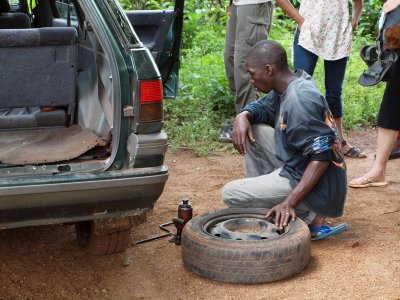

{"left": 293, "top": 29, "right": 318, "bottom": 75}
{"left": 349, "top": 128, "right": 397, "bottom": 186}
{"left": 222, "top": 124, "right": 316, "bottom": 224}
{"left": 233, "top": 2, "right": 273, "bottom": 113}
{"left": 219, "top": 4, "right": 237, "bottom": 142}
{"left": 223, "top": 170, "right": 343, "bottom": 236}
{"left": 324, "top": 58, "right": 366, "bottom": 158}
{"left": 324, "top": 57, "right": 347, "bottom": 120}
{"left": 367, "top": 128, "right": 397, "bottom": 180}
{"left": 223, "top": 4, "right": 237, "bottom": 96}
{"left": 222, "top": 168, "right": 316, "bottom": 224}
{"left": 350, "top": 60, "right": 400, "bottom": 187}
{"left": 243, "top": 125, "right": 283, "bottom": 177}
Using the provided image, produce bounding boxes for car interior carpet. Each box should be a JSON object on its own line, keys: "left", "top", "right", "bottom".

{"left": 0, "top": 125, "right": 105, "bottom": 165}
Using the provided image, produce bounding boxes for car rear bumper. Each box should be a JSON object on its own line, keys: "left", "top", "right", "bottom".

{"left": 0, "top": 166, "right": 168, "bottom": 229}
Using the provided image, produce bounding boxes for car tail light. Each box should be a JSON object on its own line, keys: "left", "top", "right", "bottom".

{"left": 139, "top": 79, "right": 163, "bottom": 122}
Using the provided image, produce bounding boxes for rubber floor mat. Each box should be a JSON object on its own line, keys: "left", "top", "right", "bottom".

{"left": 0, "top": 125, "right": 105, "bottom": 165}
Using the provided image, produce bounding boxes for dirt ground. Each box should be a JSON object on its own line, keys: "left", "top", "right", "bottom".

{"left": 1, "top": 127, "right": 400, "bottom": 300}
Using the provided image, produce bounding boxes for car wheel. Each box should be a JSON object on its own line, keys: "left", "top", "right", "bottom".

{"left": 181, "top": 208, "right": 311, "bottom": 284}
{"left": 75, "top": 219, "right": 132, "bottom": 255}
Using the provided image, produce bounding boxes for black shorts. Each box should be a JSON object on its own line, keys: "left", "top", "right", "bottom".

{"left": 377, "top": 59, "right": 400, "bottom": 130}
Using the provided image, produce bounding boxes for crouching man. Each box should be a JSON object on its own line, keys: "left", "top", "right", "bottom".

{"left": 222, "top": 40, "right": 348, "bottom": 240}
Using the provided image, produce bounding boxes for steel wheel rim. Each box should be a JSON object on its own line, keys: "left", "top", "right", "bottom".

{"left": 202, "top": 213, "right": 289, "bottom": 241}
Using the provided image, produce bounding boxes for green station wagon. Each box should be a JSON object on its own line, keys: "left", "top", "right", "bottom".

{"left": 0, "top": 0, "right": 184, "bottom": 254}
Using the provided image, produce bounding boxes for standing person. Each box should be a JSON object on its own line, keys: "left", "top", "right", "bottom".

{"left": 275, "top": 0, "right": 366, "bottom": 158}
{"left": 223, "top": 40, "right": 348, "bottom": 239}
{"left": 220, "top": 0, "right": 274, "bottom": 142}
{"left": 349, "top": 0, "right": 400, "bottom": 188}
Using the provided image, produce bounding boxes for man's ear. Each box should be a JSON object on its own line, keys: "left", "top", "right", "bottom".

{"left": 264, "top": 64, "right": 273, "bottom": 76}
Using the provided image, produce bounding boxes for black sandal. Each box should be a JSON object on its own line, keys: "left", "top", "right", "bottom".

{"left": 359, "top": 48, "right": 398, "bottom": 87}
{"left": 360, "top": 45, "right": 379, "bottom": 67}
{"left": 342, "top": 140, "right": 367, "bottom": 158}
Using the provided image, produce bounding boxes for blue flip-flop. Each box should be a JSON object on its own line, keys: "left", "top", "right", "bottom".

{"left": 308, "top": 223, "right": 348, "bottom": 241}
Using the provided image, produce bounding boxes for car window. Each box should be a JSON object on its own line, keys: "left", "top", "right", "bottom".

{"left": 103, "top": 0, "right": 140, "bottom": 48}
{"left": 8, "top": 0, "right": 20, "bottom": 11}
{"left": 55, "top": 0, "right": 78, "bottom": 26}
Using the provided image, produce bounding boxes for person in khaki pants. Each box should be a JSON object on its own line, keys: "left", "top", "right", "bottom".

{"left": 224, "top": 0, "right": 274, "bottom": 114}
{"left": 220, "top": 0, "right": 273, "bottom": 142}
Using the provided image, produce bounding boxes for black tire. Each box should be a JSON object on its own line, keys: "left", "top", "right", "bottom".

{"left": 181, "top": 208, "right": 311, "bottom": 284}
{"left": 75, "top": 221, "right": 132, "bottom": 255}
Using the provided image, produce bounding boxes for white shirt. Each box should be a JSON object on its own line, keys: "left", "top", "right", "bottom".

{"left": 298, "top": 0, "right": 353, "bottom": 60}
{"left": 233, "top": 0, "right": 273, "bottom": 5}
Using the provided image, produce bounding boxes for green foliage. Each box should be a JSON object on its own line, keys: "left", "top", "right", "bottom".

{"left": 272, "top": 6, "right": 297, "bottom": 34}
{"left": 163, "top": 0, "right": 236, "bottom": 155}
{"left": 118, "top": 0, "right": 135, "bottom": 10}
{"left": 164, "top": 32, "right": 235, "bottom": 155}
{"left": 181, "top": 0, "right": 229, "bottom": 51}
{"left": 290, "top": 0, "right": 301, "bottom": 8}
{"left": 357, "top": 0, "right": 382, "bottom": 37}
{"left": 119, "top": 0, "right": 173, "bottom": 10}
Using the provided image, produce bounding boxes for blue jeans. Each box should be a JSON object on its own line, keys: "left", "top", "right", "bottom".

{"left": 293, "top": 30, "right": 348, "bottom": 119}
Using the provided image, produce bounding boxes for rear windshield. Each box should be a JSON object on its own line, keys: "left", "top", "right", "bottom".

{"left": 103, "top": 0, "right": 140, "bottom": 48}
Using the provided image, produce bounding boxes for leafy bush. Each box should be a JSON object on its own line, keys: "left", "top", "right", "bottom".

{"left": 357, "top": 0, "right": 382, "bottom": 37}
{"left": 119, "top": 0, "right": 173, "bottom": 10}
{"left": 180, "top": 1, "right": 229, "bottom": 50}
{"left": 164, "top": 34, "right": 235, "bottom": 155}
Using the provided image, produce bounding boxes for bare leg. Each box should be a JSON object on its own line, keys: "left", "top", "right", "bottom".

{"left": 335, "top": 118, "right": 345, "bottom": 142}
{"left": 310, "top": 215, "right": 325, "bottom": 227}
{"left": 350, "top": 127, "right": 398, "bottom": 184}
{"left": 335, "top": 117, "right": 366, "bottom": 157}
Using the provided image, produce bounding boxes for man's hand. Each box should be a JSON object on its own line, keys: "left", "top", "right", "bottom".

{"left": 266, "top": 160, "right": 330, "bottom": 229}
{"left": 233, "top": 111, "right": 255, "bottom": 155}
{"left": 265, "top": 200, "right": 296, "bottom": 229}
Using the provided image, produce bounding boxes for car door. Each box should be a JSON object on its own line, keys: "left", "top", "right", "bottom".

{"left": 124, "top": 0, "right": 184, "bottom": 99}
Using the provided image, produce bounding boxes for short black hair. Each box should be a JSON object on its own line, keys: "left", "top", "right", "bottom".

{"left": 246, "top": 40, "right": 289, "bottom": 70}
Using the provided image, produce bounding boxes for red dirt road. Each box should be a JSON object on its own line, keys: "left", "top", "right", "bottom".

{"left": 1, "top": 128, "right": 399, "bottom": 299}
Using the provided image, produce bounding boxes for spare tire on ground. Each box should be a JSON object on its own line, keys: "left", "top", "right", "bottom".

{"left": 181, "top": 208, "right": 311, "bottom": 284}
